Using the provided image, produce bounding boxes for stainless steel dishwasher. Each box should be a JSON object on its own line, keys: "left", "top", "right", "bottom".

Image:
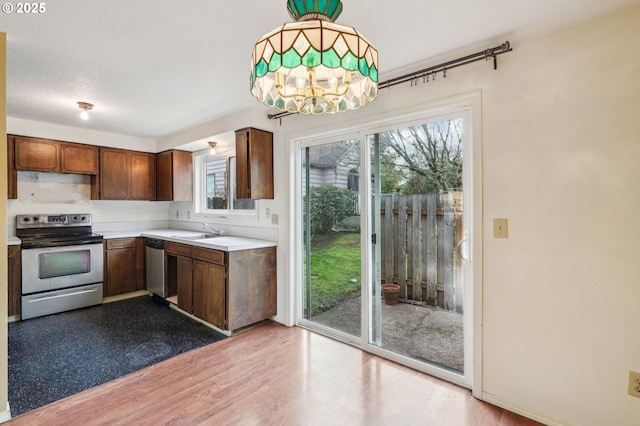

{"left": 145, "top": 238, "right": 165, "bottom": 297}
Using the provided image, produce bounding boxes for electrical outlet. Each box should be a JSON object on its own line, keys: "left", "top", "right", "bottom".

{"left": 271, "top": 213, "right": 279, "bottom": 225}
{"left": 628, "top": 370, "right": 640, "bottom": 398}
{"left": 265, "top": 208, "right": 271, "bottom": 219}
{"left": 187, "top": 211, "right": 191, "bottom": 220}
{"left": 176, "top": 210, "right": 179, "bottom": 219}
{"left": 493, "top": 218, "right": 508, "bottom": 238}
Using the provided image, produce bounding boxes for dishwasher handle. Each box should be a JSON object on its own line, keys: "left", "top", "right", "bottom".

{"left": 145, "top": 238, "right": 165, "bottom": 250}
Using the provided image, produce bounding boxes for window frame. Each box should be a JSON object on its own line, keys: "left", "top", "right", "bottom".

{"left": 194, "top": 150, "right": 257, "bottom": 216}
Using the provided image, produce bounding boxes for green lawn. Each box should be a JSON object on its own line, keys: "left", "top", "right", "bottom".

{"left": 305, "top": 232, "right": 361, "bottom": 315}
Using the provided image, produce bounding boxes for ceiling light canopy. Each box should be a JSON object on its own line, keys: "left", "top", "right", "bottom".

{"left": 250, "top": 0, "right": 378, "bottom": 115}
{"left": 77, "top": 102, "right": 93, "bottom": 120}
{"left": 208, "top": 141, "right": 218, "bottom": 155}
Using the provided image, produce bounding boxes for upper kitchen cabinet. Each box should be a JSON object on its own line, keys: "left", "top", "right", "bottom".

{"left": 8, "top": 135, "right": 99, "bottom": 199}
{"left": 60, "top": 143, "right": 100, "bottom": 175}
{"left": 129, "top": 151, "right": 156, "bottom": 200}
{"left": 92, "top": 148, "right": 155, "bottom": 200}
{"left": 12, "top": 135, "right": 99, "bottom": 174}
{"left": 156, "top": 150, "right": 193, "bottom": 201}
{"left": 14, "top": 136, "right": 59, "bottom": 172}
{"left": 235, "top": 127, "right": 273, "bottom": 200}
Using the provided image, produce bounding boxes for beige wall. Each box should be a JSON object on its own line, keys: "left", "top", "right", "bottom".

{"left": 278, "top": 5, "right": 640, "bottom": 426}
{"left": 476, "top": 7, "right": 640, "bottom": 425}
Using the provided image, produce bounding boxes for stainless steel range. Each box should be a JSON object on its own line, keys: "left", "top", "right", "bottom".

{"left": 16, "top": 213, "right": 104, "bottom": 320}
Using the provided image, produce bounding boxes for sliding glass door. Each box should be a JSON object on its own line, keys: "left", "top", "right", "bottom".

{"left": 300, "top": 139, "right": 362, "bottom": 340}
{"left": 297, "top": 103, "right": 475, "bottom": 387}
{"left": 366, "top": 115, "right": 470, "bottom": 383}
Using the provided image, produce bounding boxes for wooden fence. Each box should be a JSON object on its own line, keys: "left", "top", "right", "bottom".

{"left": 379, "top": 192, "right": 463, "bottom": 313}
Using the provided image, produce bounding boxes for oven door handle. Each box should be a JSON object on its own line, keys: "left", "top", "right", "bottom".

{"left": 25, "top": 288, "right": 99, "bottom": 303}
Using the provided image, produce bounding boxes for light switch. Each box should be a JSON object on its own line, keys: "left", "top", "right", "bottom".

{"left": 493, "top": 218, "right": 508, "bottom": 238}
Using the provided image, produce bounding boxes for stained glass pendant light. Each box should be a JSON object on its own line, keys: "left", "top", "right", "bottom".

{"left": 250, "top": 0, "right": 379, "bottom": 115}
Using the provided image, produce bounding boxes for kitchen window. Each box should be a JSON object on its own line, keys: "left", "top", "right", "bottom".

{"left": 196, "top": 152, "right": 256, "bottom": 214}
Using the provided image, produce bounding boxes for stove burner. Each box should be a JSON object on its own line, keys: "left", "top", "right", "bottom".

{"left": 16, "top": 213, "right": 103, "bottom": 248}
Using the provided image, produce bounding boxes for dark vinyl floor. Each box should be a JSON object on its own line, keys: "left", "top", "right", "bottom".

{"left": 8, "top": 295, "right": 226, "bottom": 417}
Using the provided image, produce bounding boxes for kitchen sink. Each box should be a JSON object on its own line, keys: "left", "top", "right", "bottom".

{"left": 171, "top": 233, "right": 222, "bottom": 240}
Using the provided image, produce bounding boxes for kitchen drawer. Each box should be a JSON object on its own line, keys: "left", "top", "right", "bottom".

{"left": 165, "top": 241, "right": 193, "bottom": 257}
{"left": 193, "top": 247, "right": 224, "bottom": 265}
{"left": 106, "top": 238, "right": 136, "bottom": 249}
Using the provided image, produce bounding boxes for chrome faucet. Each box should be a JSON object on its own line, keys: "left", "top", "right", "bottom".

{"left": 202, "top": 223, "right": 222, "bottom": 235}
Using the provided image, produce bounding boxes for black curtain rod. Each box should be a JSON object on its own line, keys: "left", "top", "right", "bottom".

{"left": 268, "top": 40, "right": 512, "bottom": 121}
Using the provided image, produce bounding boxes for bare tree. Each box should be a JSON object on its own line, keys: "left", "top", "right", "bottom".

{"left": 379, "top": 119, "right": 463, "bottom": 194}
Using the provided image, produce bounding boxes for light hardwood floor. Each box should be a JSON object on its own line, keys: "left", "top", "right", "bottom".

{"left": 6, "top": 322, "right": 543, "bottom": 426}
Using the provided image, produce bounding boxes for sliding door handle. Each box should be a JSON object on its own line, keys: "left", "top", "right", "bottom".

{"left": 456, "top": 236, "right": 470, "bottom": 262}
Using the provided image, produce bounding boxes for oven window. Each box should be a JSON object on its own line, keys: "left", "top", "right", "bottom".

{"left": 39, "top": 250, "right": 91, "bottom": 278}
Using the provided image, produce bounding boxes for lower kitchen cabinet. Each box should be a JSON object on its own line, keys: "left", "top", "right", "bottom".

{"left": 8, "top": 245, "right": 22, "bottom": 317}
{"left": 164, "top": 241, "right": 276, "bottom": 332}
{"left": 193, "top": 259, "right": 225, "bottom": 329}
{"left": 104, "top": 237, "right": 145, "bottom": 297}
{"left": 226, "top": 247, "right": 277, "bottom": 331}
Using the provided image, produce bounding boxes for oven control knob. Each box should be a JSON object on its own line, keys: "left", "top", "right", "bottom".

{"left": 73, "top": 216, "right": 79, "bottom": 220}
{"left": 32, "top": 217, "right": 39, "bottom": 222}
{"left": 23, "top": 217, "right": 31, "bottom": 222}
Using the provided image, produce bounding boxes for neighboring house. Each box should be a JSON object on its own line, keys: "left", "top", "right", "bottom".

{"left": 303, "top": 142, "right": 361, "bottom": 214}
{"left": 304, "top": 142, "right": 359, "bottom": 190}
{"left": 205, "top": 157, "right": 227, "bottom": 209}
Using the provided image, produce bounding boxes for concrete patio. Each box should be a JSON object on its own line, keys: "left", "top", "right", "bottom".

{"left": 310, "top": 293, "right": 464, "bottom": 372}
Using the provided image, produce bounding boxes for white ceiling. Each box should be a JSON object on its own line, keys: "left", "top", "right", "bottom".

{"left": 2, "top": 0, "right": 638, "bottom": 141}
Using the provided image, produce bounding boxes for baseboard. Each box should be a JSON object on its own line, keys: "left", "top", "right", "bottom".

{"left": 481, "top": 392, "right": 567, "bottom": 426}
{"left": 168, "top": 304, "right": 232, "bottom": 337}
{"left": 0, "top": 402, "right": 12, "bottom": 423}
{"left": 102, "top": 290, "right": 150, "bottom": 304}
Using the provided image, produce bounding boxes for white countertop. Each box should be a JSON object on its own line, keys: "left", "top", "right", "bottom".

{"left": 98, "top": 230, "right": 145, "bottom": 239}
{"left": 101, "top": 228, "right": 277, "bottom": 252}
{"left": 8, "top": 229, "right": 277, "bottom": 251}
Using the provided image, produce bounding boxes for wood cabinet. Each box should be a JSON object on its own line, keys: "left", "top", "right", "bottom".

{"left": 130, "top": 151, "right": 156, "bottom": 200}
{"left": 8, "top": 245, "right": 22, "bottom": 317}
{"left": 165, "top": 241, "right": 277, "bottom": 332}
{"left": 156, "top": 150, "right": 193, "bottom": 201}
{"left": 226, "top": 247, "right": 277, "bottom": 330}
{"left": 235, "top": 127, "right": 274, "bottom": 200}
{"left": 94, "top": 148, "right": 155, "bottom": 200}
{"left": 60, "top": 143, "right": 99, "bottom": 174}
{"left": 15, "top": 136, "right": 59, "bottom": 171}
{"left": 7, "top": 135, "right": 160, "bottom": 201}
{"left": 13, "top": 136, "right": 99, "bottom": 174}
{"left": 98, "top": 149, "right": 128, "bottom": 199}
{"left": 104, "top": 237, "right": 145, "bottom": 297}
{"left": 7, "top": 135, "right": 99, "bottom": 198}
{"left": 193, "top": 247, "right": 226, "bottom": 329}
